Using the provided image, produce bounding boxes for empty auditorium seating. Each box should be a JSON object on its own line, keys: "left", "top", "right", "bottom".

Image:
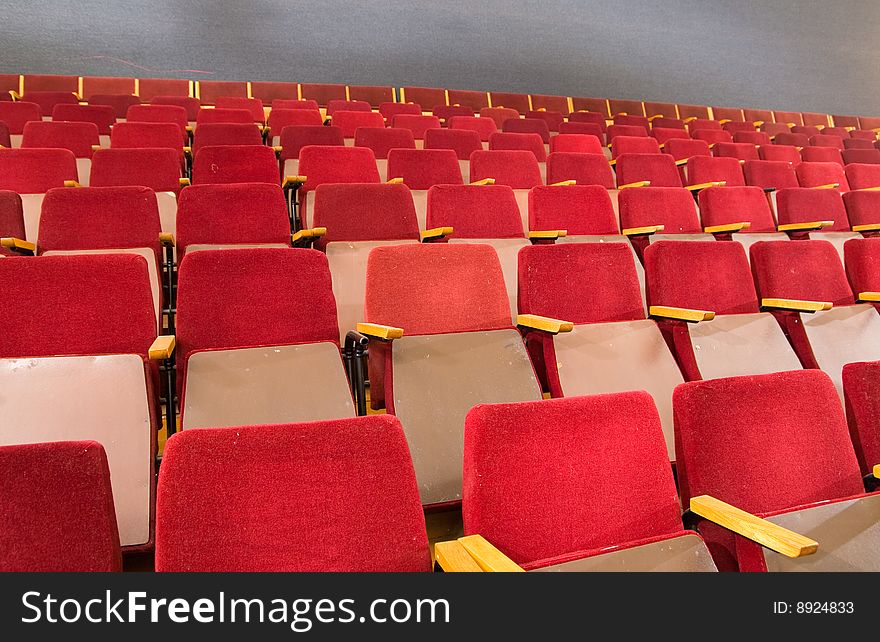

{"left": 732, "top": 131, "right": 771, "bottom": 146}
{"left": 686, "top": 118, "right": 722, "bottom": 132}
{"left": 362, "top": 243, "right": 542, "bottom": 504}
{"left": 249, "top": 81, "right": 298, "bottom": 103}
{"left": 571, "top": 97, "right": 611, "bottom": 117}
{"left": 677, "top": 104, "right": 711, "bottom": 121}
{"left": 712, "top": 142, "right": 759, "bottom": 161}
{"left": 0, "top": 101, "right": 42, "bottom": 146}
{"left": 614, "top": 153, "right": 682, "bottom": 187}
{"left": 138, "top": 78, "right": 191, "bottom": 102}
{"left": 326, "top": 99, "right": 372, "bottom": 116}
{"left": 400, "top": 86, "right": 446, "bottom": 109}
{"left": 300, "top": 82, "right": 348, "bottom": 107}
{"left": 526, "top": 110, "right": 564, "bottom": 132}
{"left": 712, "top": 106, "right": 745, "bottom": 122}
{"left": 651, "top": 127, "right": 689, "bottom": 146}
{"left": 774, "top": 132, "right": 809, "bottom": 147}
{"left": 743, "top": 159, "right": 799, "bottom": 191}
{"left": 156, "top": 415, "right": 430, "bottom": 571}
{"left": 843, "top": 138, "right": 877, "bottom": 151}
{"left": 214, "top": 96, "right": 265, "bottom": 123}
{"left": 0, "top": 441, "right": 121, "bottom": 572}
{"left": 664, "top": 138, "right": 711, "bottom": 163}
{"left": 545, "top": 153, "right": 616, "bottom": 202}
{"left": 558, "top": 121, "right": 604, "bottom": 139}
{"left": 698, "top": 185, "right": 789, "bottom": 254}
{"left": 194, "top": 107, "right": 253, "bottom": 125}
{"left": 774, "top": 187, "right": 856, "bottom": 258}
{"left": 644, "top": 101, "right": 678, "bottom": 119}
{"left": 278, "top": 125, "right": 345, "bottom": 177}
{"left": 387, "top": 148, "right": 462, "bottom": 224}
{"left": 379, "top": 101, "right": 422, "bottom": 120}
{"left": 609, "top": 99, "right": 644, "bottom": 117}
{"left": 743, "top": 108, "right": 773, "bottom": 124}
{"left": 610, "top": 136, "right": 661, "bottom": 159}
{"left": 447, "top": 89, "right": 490, "bottom": 111}
{"left": 87, "top": 94, "right": 141, "bottom": 119}
{"left": 433, "top": 104, "right": 475, "bottom": 122}
{"left": 606, "top": 123, "right": 648, "bottom": 144}
{"left": 470, "top": 149, "right": 541, "bottom": 217}
{"left": 20, "top": 91, "right": 79, "bottom": 114}
{"left": 810, "top": 133, "right": 845, "bottom": 149}
{"left": 175, "top": 248, "right": 355, "bottom": 428}
{"left": 503, "top": 117, "right": 551, "bottom": 144}
{"left": 724, "top": 121, "right": 759, "bottom": 134}
{"left": 81, "top": 75, "right": 135, "bottom": 99}
{"left": 196, "top": 80, "right": 248, "bottom": 104}
{"left": 0, "top": 148, "right": 77, "bottom": 240}
{"left": 843, "top": 189, "right": 880, "bottom": 232}
{"left": 332, "top": 109, "right": 385, "bottom": 139}
{"left": 52, "top": 103, "right": 115, "bottom": 144}
{"left": 424, "top": 128, "right": 483, "bottom": 176}
{"left": 390, "top": 114, "right": 441, "bottom": 142}
{"left": 22, "top": 75, "right": 76, "bottom": 94}
{"left": 448, "top": 115, "right": 497, "bottom": 142}
{"left": 568, "top": 110, "right": 608, "bottom": 130}
{"left": 758, "top": 144, "right": 801, "bottom": 164}
{"left": 479, "top": 106, "right": 520, "bottom": 129}
{"left": 691, "top": 129, "right": 733, "bottom": 145}
{"left": 529, "top": 94, "right": 569, "bottom": 115}
{"left": 801, "top": 146, "right": 843, "bottom": 165}
{"left": 21, "top": 121, "right": 100, "bottom": 185}
{"left": 266, "top": 108, "right": 323, "bottom": 145}
{"left": 150, "top": 96, "right": 201, "bottom": 122}
{"left": 773, "top": 110, "right": 804, "bottom": 126}
{"left": 191, "top": 145, "right": 279, "bottom": 185}
{"left": 846, "top": 163, "right": 880, "bottom": 190}
{"left": 109, "top": 122, "right": 186, "bottom": 174}
{"left": 348, "top": 85, "right": 395, "bottom": 107}
{"left": 489, "top": 132, "right": 546, "bottom": 164}
{"left": 823, "top": 126, "right": 852, "bottom": 139}
{"left": 549, "top": 134, "right": 603, "bottom": 154}
{"left": 796, "top": 161, "right": 849, "bottom": 190}
{"left": 685, "top": 155, "right": 745, "bottom": 187}
{"left": 272, "top": 98, "right": 320, "bottom": 111}
{"left": 0, "top": 190, "right": 25, "bottom": 253}
{"left": 126, "top": 104, "right": 188, "bottom": 143}
{"left": 489, "top": 91, "right": 530, "bottom": 114}
{"left": 355, "top": 127, "right": 416, "bottom": 179}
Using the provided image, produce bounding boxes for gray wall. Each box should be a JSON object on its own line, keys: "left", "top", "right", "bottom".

{"left": 0, "top": 0, "right": 877, "bottom": 115}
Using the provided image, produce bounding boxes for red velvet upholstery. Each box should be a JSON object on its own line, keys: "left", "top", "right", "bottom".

{"left": 0, "top": 190, "right": 24, "bottom": 238}
{"left": 0, "top": 253, "right": 155, "bottom": 358}
{"left": 312, "top": 183, "right": 419, "bottom": 251}
{"left": 479, "top": 106, "right": 520, "bottom": 129}
{"left": 379, "top": 101, "right": 422, "bottom": 120}
{"left": 324, "top": 97, "right": 374, "bottom": 115}
{"left": 844, "top": 189, "right": 880, "bottom": 227}
{"left": 214, "top": 97, "right": 265, "bottom": 122}
{"left": 750, "top": 239, "right": 855, "bottom": 306}
{"left": 796, "top": 161, "right": 849, "bottom": 190}
{"left": 724, "top": 120, "right": 759, "bottom": 133}
{"left": 427, "top": 184, "right": 523, "bottom": 238}
{"left": 386, "top": 148, "right": 462, "bottom": 189}
{"left": 424, "top": 128, "right": 482, "bottom": 160}
{"left": 800, "top": 146, "right": 843, "bottom": 165}
{"left": 610, "top": 135, "right": 661, "bottom": 158}
{"left": 0, "top": 122, "right": 8, "bottom": 148}
{"left": 644, "top": 240, "right": 758, "bottom": 314}
{"left": 271, "top": 99, "right": 319, "bottom": 111}
{"left": 712, "top": 106, "right": 745, "bottom": 122}
{"left": 469, "top": 150, "right": 541, "bottom": 188}
{"left": 266, "top": 108, "right": 324, "bottom": 138}
{"left": 558, "top": 121, "right": 604, "bottom": 138}
{"left": 526, "top": 110, "right": 564, "bottom": 132}
{"left": 691, "top": 129, "right": 733, "bottom": 145}
{"left": 758, "top": 144, "right": 801, "bottom": 164}
{"left": 742, "top": 108, "right": 773, "bottom": 123}
{"left": 149, "top": 96, "right": 200, "bottom": 120}
{"left": 606, "top": 124, "right": 649, "bottom": 143}
{"left": 348, "top": 85, "right": 395, "bottom": 107}
{"left": 775, "top": 187, "right": 850, "bottom": 231}
{"left": 463, "top": 393, "right": 684, "bottom": 568}
{"left": 619, "top": 186, "right": 700, "bottom": 233}
{"left": 110, "top": 122, "right": 183, "bottom": 153}
{"left": 0, "top": 101, "right": 42, "bottom": 132}
{"left": 842, "top": 149, "right": 880, "bottom": 165}
{"left": 197, "top": 80, "right": 248, "bottom": 104}
{"left": 38, "top": 186, "right": 161, "bottom": 260}
{"left": 176, "top": 183, "right": 290, "bottom": 256}
{"left": 195, "top": 107, "right": 252, "bottom": 125}
{"left": 448, "top": 89, "right": 490, "bottom": 110}
{"left": 743, "top": 160, "right": 798, "bottom": 189}
{"left": 643, "top": 102, "right": 677, "bottom": 118}
{"left": 364, "top": 243, "right": 511, "bottom": 334}
{"left": 567, "top": 110, "right": 608, "bottom": 130}
{"left": 530, "top": 94, "right": 569, "bottom": 115}
{"left": 90, "top": 148, "right": 182, "bottom": 193}
{"left": 433, "top": 104, "right": 475, "bottom": 121}
{"left": 191, "top": 123, "right": 262, "bottom": 156}
{"left": 685, "top": 156, "right": 745, "bottom": 186}
{"left": 850, "top": 130, "right": 878, "bottom": 141}
{"left": 832, "top": 114, "right": 860, "bottom": 128}
{"left": 712, "top": 142, "right": 759, "bottom": 161}
{"left": 687, "top": 119, "right": 722, "bottom": 132}
{"left": 810, "top": 134, "right": 845, "bottom": 149}
{"left": 614, "top": 153, "right": 682, "bottom": 187}
{"left": 297, "top": 145, "right": 380, "bottom": 192}
{"left": 81, "top": 75, "right": 135, "bottom": 99}
{"left": 448, "top": 115, "right": 497, "bottom": 141}
{"left": 802, "top": 112, "right": 830, "bottom": 127}
{"left": 845, "top": 163, "right": 880, "bottom": 190}
{"left": 698, "top": 186, "right": 776, "bottom": 232}
{"left": 489, "top": 132, "right": 546, "bottom": 161}
{"left": 842, "top": 360, "right": 880, "bottom": 475}
{"left": 87, "top": 94, "right": 141, "bottom": 119}
{"left": 651, "top": 117, "right": 685, "bottom": 130}
{"left": 761, "top": 123, "right": 792, "bottom": 136}
{"left": 792, "top": 125, "right": 821, "bottom": 137}
{"left": 21, "top": 121, "right": 99, "bottom": 158}
{"left": 489, "top": 92, "right": 530, "bottom": 114}
{"left": 354, "top": 127, "right": 415, "bottom": 159}
{"left": 545, "top": 152, "right": 615, "bottom": 188}
{"left": 0, "top": 441, "right": 121, "bottom": 572}
{"left": 52, "top": 104, "right": 115, "bottom": 135}
{"left": 651, "top": 127, "right": 690, "bottom": 145}
{"left": 823, "top": 127, "right": 852, "bottom": 139}
{"left": 843, "top": 237, "right": 880, "bottom": 295}
{"left": 191, "top": 145, "right": 279, "bottom": 185}
{"left": 20, "top": 91, "right": 78, "bottom": 114}
{"left": 126, "top": 104, "right": 188, "bottom": 134}
{"left": 774, "top": 132, "right": 809, "bottom": 147}
{"left": 732, "top": 131, "right": 771, "bottom": 146}
{"left": 502, "top": 118, "right": 551, "bottom": 144}
{"left": 278, "top": 126, "right": 344, "bottom": 161}
{"left": 664, "top": 138, "right": 711, "bottom": 161}
{"left": 549, "top": 134, "right": 603, "bottom": 154}
{"left": 156, "top": 416, "right": 429, "bottom": 572}
{"left": 571, "top": 97, "right": 611, "bottom": 117}
{"left": 390, "top": 114, "right": 441, "bottom": 139}
{"left": 528, "top": 184, "right": 616, "bottom": 234}
{"left": 518, "top": 242, "right": 643, "bottom": 323}
{"left": 678, "top": 104, "right": 711, "bottom": 121}
{"left": 861, "top": 117, "right": 880, "bottom": 130}
{"left": 300, "top": 83, "right": 347, "bottom": 107}
{"left": 250, "top": 81, "right": 298, "bottom": 103}
{"left": 613, "top": 114, "right": 649, "bottom": 129}
{"left": 332, "top": 110, "right": 385, "bottom": 138}
{"left": 401, "top": 87, "right": 446, "bottom": 108}
{"left": 137, "top": 78, "right": 191, "bottom": 102}
{"left": 0, "top": 148, "right": 78, "bottom": 193}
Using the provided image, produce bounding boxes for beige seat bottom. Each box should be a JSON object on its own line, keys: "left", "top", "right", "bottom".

{"left": 554, "top": 319, "right": 683, "bottom": 459}
{"left": 0, "top": 354, "right": 152, "bottom": 547}
{"left": 449, "top": 238, "right": 529, "bottom": 321}
{"left": 392, "top": 329, "right": 542, "bottom": 505}
{"left": 76, "top": 158, "right": 92, "bottom": 186}
{"left": 764, "top": 493, "right": 880, "bottom": 571}
{"left": 183, "top": 342, "right": 355, "bottom": 429}
{"left": 690, "top": 312, "right": 802, "bottom": 380}
{"left": 809, "top": 231, "right": 860, "bottom": 264}
{"left": 533, "top": 533, "right": 717, "bottom": 572}
{"left": 186, "top": 242, "right": 288, "bottom": 254}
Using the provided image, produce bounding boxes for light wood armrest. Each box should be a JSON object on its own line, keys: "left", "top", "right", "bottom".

{"left": 457, "top": 535, "right": 525, "bottom": 572}
{"left": 852, "top": 223, "right": 880, "bottom": 232}
{"left": 622, "top": 224, "right": 664, "bottom": 236}
{"left": 178, "top": 177, "right": 190, "bottom": 188}
{"left": 550, "top": 180, "right": 576, "bottom": 186}
{"left": 812, "top": 183, "right": 840, "bottom": 190}
{"left": 91, "top": 144, "right": 102, "bottom": 152}
{"left": 856, "top": 186, "right": 880, "bottom": 192}
{"left": 858, "top": 292, "right": 880, "bottom": 302}
{"left": 873, "top": 464, "right": 880, "bottom": 479}
{"left": 9, "top": 90, "right": 20, "bottom": 100}
{"left": 469, "top": 178, "right": 495, "bottom": 186}
{"left": 718, "top": 119, "right": 731, "bottom": 124}
{"left": 291, "top": 227, "right": 327, "bottom": 243}
{"left": 273, "top": 145, "right": 283, "bottom": 154}
{"left": 674, "top": 158, "right": 688, "bottom": 166}
{"left": 683, "top": 116, "right": 698, "bottom": 123}
{"left": 356, "top": 322, "right": 404, "bottom": 340}
{"left": 149, "top": 335, "right": 176, "bottom": 360}
{"left": 618, "top": 180, "right": 651, "bottom": 190}
{"left": 608, "top": 158, "right": 617, "bottom": 166}
{"left": 528, "top": 229, "right": 567, "bottom": 240}
{"left": 386, "top": 177, "right": 404, "bottom": 184}
{"left": 420, "top": 226, "right": 453, "bottom": 242}
{"left": 649, "top": 305, "right": 715, "bottom": 322}
{"left": 761, "top": 298, "right": 833, "bottom": 312}
{"left": 63, "top": 180, "right": 81, "bottom": 188}
{"left": 777, "top": 220, "right": 834, "bottom": 232}
{"left": 282, "top": 175, "right": 308, "bottom": 189}
{"left": 516, "top": 313, "right": 573, "bottom": 334}
{"left": 185, "top": 125, "right": 193, "bottom": 133}
{"left": 690, "top": 495, "right": 818, "bottom": 559}
{"left": 434, "top": 541, "right": 483, "bottom": 572}
{"left": 0, "top": 237, "right": 35, "bottom": 253}
{"left": 647, "top": 114, "right": 663, "bottom": 121}
{"left": 753, "top": 120, "right": 765, "bottom": 127}
{"left": 704, "top": 222, "right": 751, "bottom": 234}
{"left": 159, "top": 233, "right": 175, "bottom": 246}
{"left": 685, "top": 181, "right": 726, "bottom": 191}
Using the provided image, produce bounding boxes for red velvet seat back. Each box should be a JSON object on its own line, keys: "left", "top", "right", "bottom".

{"left": 297, "top": 145, "right": 380, "bottom": 192}
{"left": 386, "top": 148, "right": 462, "bottom": 189}
{"left": 427, "top": 184, "right": 523, "bottom": 238}
{"left": 775, "top": 187, "right": 850, "bottom": 231}
{"left": 750, "top": 239, "right": 855, "bottom": 306}
{"left": 615, "top": 153, "right": 682, "bottom": 187}
{"left": 546, "top": 152, "right": 615, "bottom": 187}
{"left": 90, "top": 148, "right": 182, "bottom": 193}
{"left": 191, "top": 145, "right": 279, "bottom": 185}
{"left": 0, "top": 148, "right": 78, "bottom": 193}
{"left": 528, "top": 184, "right": 617, "bottom": 235}
{"left": 21, "top": 121, "right": 100, "bottom": 158}
{"left": 470, "top": 150, "right": 542, "bottom": 188}
{"left": 698, "top": 186, "right": 776, "bottom": 232}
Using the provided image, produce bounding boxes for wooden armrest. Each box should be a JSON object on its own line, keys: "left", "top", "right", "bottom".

{"left": 185, "top": 125, "right": 193, "bottom": 133}
{"left": 273, "top": 145, "right": 283, "bottom": 154}
{"left": 618, "top": 180, "right": 651, "bottom": 190}
{"left": 159, "top": 233, "right": 175, "bottom": 246}
{"left": 777, "top": 220, "right": 834, "bottom": 232}
{"left": 356, "top": 322, "right": 404, "bottom": 340}
{"left": 516, "top": 314, "right": 574, "bottom": 334}
{"left": 858, "top": 292, "right": 880, "bottom": 302}
{"left": 9, "top": 90, "right": 20, "bottom": 100}
{"left": 149, "top": 335, "right": 176, "bottom": 360}
{"left": 178, "top": 177, "right": 190, "bottom": 188}
{"left": 470, "top": 178, "right": 495, "bottom": 186}
{"left": 718, "top": 119, "right": 731, "bottom": 124}
{"left": 90, "top": 144, "right": 101, "bottom": 152}
{"left": 648, "top": 114, "right": 663, "bottom": 121}
{"left": 63, "top": 180, "right": 81, "bottom": 188}
{"left": 291, "top": 227, "right": 327, "bottom": 243}
{"left": 282, "top": 175, "right": 308, "bottom": 189}
{"left": 0, "top": 237, "right": 35, "bottom": 253}
{"left": 852, "top": 223, "right": 880, "bottom": 232}
{"left": 550, "top": 180, "right": 576, "bottom": 186}
{"left": 528, "top": 229, "right": 567, "bottom": 240}
{"left": 704, "top": 222, "right": 751, "bottom": 234}
{"left": 386, "top": 177, "right": 404, "bottom": 184}
{"left": 622, "top": 224, "right": 664, "bottom": 237}
{"left": 761, "top": 298, "right": 833, "bottom": 312}
{"left": 420, "top": 226, "right": 453, "bottom": 242}
{"left": 812, "top": 183, "right": 840, "bottom": 190}
{"left": 690, "top": 495, "right": 818, "bottom": 559}
{"left": 873, "top": 464, "right": 880, "bottom": 479}
{"left": 674, "top": 158, "right": 688, "bottom": 166}
{"left": 649, "top": 305, "right": 715, "bottom": 322}
{"left": 434, "top": 541, "right": 483, "bottom": 572}
{"left": 683, "top": 116, "right": 698, "bottom": 123}
{"left": 457, "top": 535, "right": 525, "bottom": 572}
{"left": 608, "top": 158, "right": 617, "bottom": 166}
{"left": 856, "top": 186, "right": 880, "bottom": 192}
{"left": 685, "top": 181, "right": 726, "bottom": 191}
{"left": 753, "top": 120, "right": 765, "bottom": 127}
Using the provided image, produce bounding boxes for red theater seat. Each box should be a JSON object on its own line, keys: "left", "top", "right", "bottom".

{"left": 197, "top": 80, "right": 248, "bottom": 105}
{"left": 191, "top": 145, "right": 279, "bottom": 185}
